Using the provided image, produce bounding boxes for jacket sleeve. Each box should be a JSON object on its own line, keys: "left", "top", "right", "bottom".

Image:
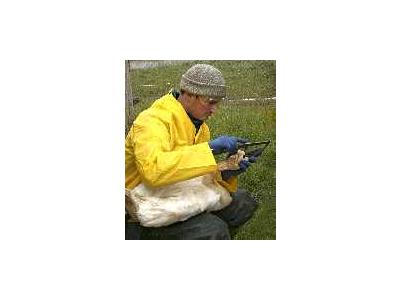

{"left": 197, "top": 124, "right": 238, "bottom": 193}
{"left": 130, "top": 116, "right": 218, "bottom": 187}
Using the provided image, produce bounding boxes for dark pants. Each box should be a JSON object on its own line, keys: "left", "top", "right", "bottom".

{"left": 125, "top": 189, "right": 258, "bottom": 240}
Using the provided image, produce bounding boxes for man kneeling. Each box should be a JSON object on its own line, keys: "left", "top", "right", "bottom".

{"left": 125, "top": 64, "right": 258, "bottom": 240}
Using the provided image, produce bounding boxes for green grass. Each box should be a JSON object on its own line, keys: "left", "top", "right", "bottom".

{"left": 127, "top": 60, "right": 276, "bottom": 239}
{"left": 209, "top": 102, "right": 276, "bottom": 240}
{"left": 130, "top": 60, "right": 276, "bottom": 101}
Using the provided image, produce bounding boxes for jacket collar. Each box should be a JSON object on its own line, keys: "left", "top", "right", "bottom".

{"left": 170, "top": 89, "right": 204, "bottom": 132}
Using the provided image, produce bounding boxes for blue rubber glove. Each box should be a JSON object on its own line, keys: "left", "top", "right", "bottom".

{"left": 221, "top": 156, "right": 257, "bottom": 181}
{"left": 208, "top": 136, "right": 248, "bottom": 155}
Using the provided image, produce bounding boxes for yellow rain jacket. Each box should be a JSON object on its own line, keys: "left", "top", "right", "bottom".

{"left": 125, "top": 92, "right": 237, "bottom": 193}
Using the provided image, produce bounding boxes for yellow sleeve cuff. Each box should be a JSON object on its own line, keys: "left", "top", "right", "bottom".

{"left": 215, "top": 171, "right": 238, "bottom": 193}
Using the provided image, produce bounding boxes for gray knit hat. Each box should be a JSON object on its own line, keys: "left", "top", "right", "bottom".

{"left": 180, "top": 64, "right": 226, "bottom": 98}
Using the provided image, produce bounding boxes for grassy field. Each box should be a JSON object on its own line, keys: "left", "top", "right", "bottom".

{"left": 127, "top": 60, "right": 276, "bottom": 239}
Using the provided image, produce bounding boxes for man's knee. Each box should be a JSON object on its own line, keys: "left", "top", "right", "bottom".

{"left": 235, "top": 189, "right": 258, "bottom": 211}
{"left": 215, "top": 189, "right": 258, "bottom": 227}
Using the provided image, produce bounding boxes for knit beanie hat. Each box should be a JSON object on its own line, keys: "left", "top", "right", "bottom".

{"left": 180, "top": 64, "right": 226, "bottom": 98}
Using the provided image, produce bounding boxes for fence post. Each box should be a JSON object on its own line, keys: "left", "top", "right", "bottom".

{"left": 125, "top": 60, "right": 136, "bottom": 136}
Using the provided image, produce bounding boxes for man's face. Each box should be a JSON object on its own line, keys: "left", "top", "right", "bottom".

{"left": 187, "top": 95, "right": 222, "bottom": 120}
